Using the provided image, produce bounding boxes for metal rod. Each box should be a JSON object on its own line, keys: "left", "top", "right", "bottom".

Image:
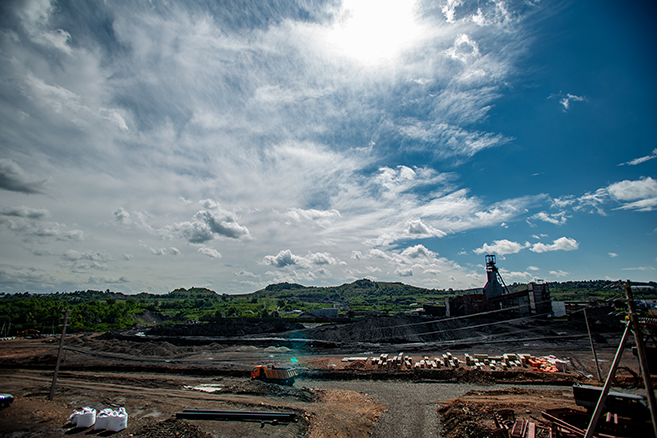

{"left": 584, "top": 320, "right": 632, "bottom": 438}
{"left": 542, "top": 411, "right": 587, "bottom": 436}
{"left": 583, "top": 308, "right": 603, "bottom": 382}
{"left": 176, "top": 410, "right": 295, "bottom": 421}
{"left": 49, "top": 309, "right": 70, "bottom": 401}
{"left": 624, "top": 280, "right": 657, "bottom": 438}
{"left": 182, "top": 409, "right": 295, "bottom": 416}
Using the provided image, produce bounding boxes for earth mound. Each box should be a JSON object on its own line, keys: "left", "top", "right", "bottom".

{"left": 147, "top": 319, "right": 304, "bottom": 337}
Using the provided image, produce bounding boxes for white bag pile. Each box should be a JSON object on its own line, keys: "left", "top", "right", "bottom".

{"left": 67, "top": 407, "right": 96, "bottom": 428}
{"left": 107, "top": 407, "right": 129, "bottom": 432}
{"left": 68, "top": 406, "right": 128, "bottom": 431}
{"left": 94, "top": 408, "right": 113, "bottom": 430}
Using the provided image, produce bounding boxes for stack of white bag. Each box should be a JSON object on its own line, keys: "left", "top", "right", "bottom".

{"left": 94, "top": 407, "right": 128, "bottom": 432}
{"left": 68, "top": 406, "right": 128, "bottom": 431}
{"left": 67, "top": 407, "right": 96, "bottom": 428}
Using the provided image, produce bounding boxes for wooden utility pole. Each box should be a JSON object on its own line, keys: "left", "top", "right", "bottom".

{"left": 49, "top": 309, "right": 70, "bottom": 401}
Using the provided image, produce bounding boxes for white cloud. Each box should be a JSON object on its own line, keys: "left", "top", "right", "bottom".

{"left": 87, "top": 276, "right": 129, "bottom": 285}
{"left": 607, "top": 177, "right": 657, "bottom": 201}
{"left": 471, "top": 1, "right": 517, "bottom": 29}
{"left": 401, "top": 244, "right": 435, "bottom": 259}
{"left": 395, "top": 268, "right": 413, "bottom": 277}
{"left": 16, "top": 0, "right": 73, "bottom": 54}
{"left": 0, "top": 0, "right": 617, "bottom": 294}
{"left": 473, "top": 236, "right": 578, "bottom": 256}
{"left": 264, "top": 249, "right": 299, "bottom": 268}
{"left": 618, "top": 148, "right": 657, "bottom": 166}
{"left": 530, "top": 237, "right": 579, "bottom": 253}
{"left": 62, "top": 250, "right": 112, "bottom": 262}
{"left": 305, "top": 252, "right": 340, "bottom": 266}
{"left": 607, "top": 177, "right": 657, "bottom": 212}
{"left": 0, "top": 159, "right": 48, "bottom": 194}
{"left": 398, "top": 122, "right": 512, "bottom": 160}
{"left": 501, "top": 269, "right": 534, "bottom": 281}
{"left": 609, "top": 252, "right": 618, "bottom": 258}
{"left": 473, "top": 239, "right": 530, "bottom": 255}
{"left": 198, "top": 246, "right": 221, "bottom": 259}
{"left": 406, "top": 219, "right": 447, "bottom": 238}
{"left": 168, "top": 200, "right": 251, "bottom": 243}
{"left": 423, "top": 268, "right": 442, "bottom": 275}
{"left": 446, "top": 34, "right": 480, "bottom": 64}
{"left": 117, "top": 200, "right": 252, "bottom": 244}
{"left": 621, "top": 266, "right": 655, "bottom": 271}
{"left": 1, "top": 206, "right": 49, "bottom": 219}
{"left": 572, "top": 189, "right": 608, "bottom": 215}
{"left": 285, "top": 208, "right": 341, "bottom": 227}
{"left": 527, "top": 266, "right": 540, "bottom": 271}
{"left": 551, "top": 176, "right": 657, "bottom": 215}
{"left": 0, "top": 214, "right": 85, "bottom": 243}
{"left": 549, "top": 270, "right": 570, "bottom": 278}
{"left": 532, "top": 211, "right": 567, "bottom": 225}
{"left": 264, "top": 250, "right": 341, "bottom": 270}
{"left": 150, "top": 247, "right": 167, "bottom": 256}
{"left": 235, "top": 270, "right": 258, "bottom": 278}
{"left": 113, "top": 209, "right": 154, "bottom": 233}
{"left": 441, "top": 0, "right": 464, "bottom": 23}
{"left": 551, "top": 92, "right": 587, "bottom": 111}
{"left": 99, "top": 108, "right": 129, "bottom": 131}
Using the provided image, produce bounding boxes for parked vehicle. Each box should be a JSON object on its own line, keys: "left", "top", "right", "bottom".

{"left": 251, "top": 365, "right": 297, "bottom": 385}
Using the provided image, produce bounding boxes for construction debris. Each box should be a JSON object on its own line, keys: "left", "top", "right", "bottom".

{"left": 334, "top": 351, "right": 571, "bottom": 373}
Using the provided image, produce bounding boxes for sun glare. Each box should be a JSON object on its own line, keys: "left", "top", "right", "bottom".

{"left": 326, "top": 0, "right": 424, "bottom": 65}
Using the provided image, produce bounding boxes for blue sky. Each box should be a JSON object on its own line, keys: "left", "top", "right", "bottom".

{"left": 0, "top": 0, "right": 655, "bottom": 294}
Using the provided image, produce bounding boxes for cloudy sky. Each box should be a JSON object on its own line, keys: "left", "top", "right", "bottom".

{"left": 1, "top": 0, "right": 655, "bottom": 294}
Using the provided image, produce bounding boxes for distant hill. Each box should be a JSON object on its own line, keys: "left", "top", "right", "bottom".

{"left": 246, "top": 278, "right": 657, "bottom": 305}
{"left": 168, "top": 287, "right": 218, "bottom": 298}
{"left": 0, "top": 279, "right": 654, "bottom": 336}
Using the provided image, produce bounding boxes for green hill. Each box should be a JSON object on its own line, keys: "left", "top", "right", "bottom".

{"left": 0, "top": 279, "right": 654, "bottom": 336}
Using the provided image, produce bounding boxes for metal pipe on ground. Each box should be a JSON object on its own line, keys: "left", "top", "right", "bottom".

{"left": 176, "top": 409, "right": 296, "bottom": 421}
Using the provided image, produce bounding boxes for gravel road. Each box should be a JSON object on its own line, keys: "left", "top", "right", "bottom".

{"left": 298, "top": 379, "right": 574, "bottom": 438}
{"left": 298, "top": 379, "right": 481, "bottom": 437}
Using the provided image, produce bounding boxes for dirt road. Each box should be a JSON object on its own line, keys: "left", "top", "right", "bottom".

{"left": 0, "top": 331, "right": 647, "bottom": 437}
{"left": 1, "top": 368, "right": 584, "bottom": 438}
{"left": 0, "top": 368, "right": 386, "bottom": 438}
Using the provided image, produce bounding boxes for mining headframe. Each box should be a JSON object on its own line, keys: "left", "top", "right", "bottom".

{"left": 445, "top": 255, "right": 552, "bottom": 317}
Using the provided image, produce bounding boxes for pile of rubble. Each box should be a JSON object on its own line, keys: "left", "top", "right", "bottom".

{"left": 342, "top": 352, "right": 570, "bottom": 373}
{"left": 223, "top": 379, "right": 321, "bottom": 403}
{"left": 134, "top": 418, "right": 214, "bottom": 438}
{"left": 438, "top": 385, "right": 654, "bottom": 438}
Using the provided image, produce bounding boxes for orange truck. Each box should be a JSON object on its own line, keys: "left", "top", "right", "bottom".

{"left": 251, "top": 365, "right": 297, "bottom": 385}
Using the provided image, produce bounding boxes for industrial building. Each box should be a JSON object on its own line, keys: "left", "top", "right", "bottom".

{"left": 445, "top": 255, "right": 552, "bottom": 317}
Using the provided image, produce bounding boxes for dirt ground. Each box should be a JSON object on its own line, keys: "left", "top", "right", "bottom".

{"left": 0, "top": 327, "right": 649, "bottom": 438}
{"left": 436, "top": 386, "right": 580, "bottom": 438}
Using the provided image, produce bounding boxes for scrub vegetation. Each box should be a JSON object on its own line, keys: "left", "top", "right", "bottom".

{"left": 0, "top": 279, "right": 654, "bottom": 336}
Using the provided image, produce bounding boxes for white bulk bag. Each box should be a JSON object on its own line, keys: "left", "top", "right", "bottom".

{"left": 94, "top": 408, "right": 113, "bottom": 430}
{"left": 75, "top": 407, "right": 96, "bottom": 428}
{"left": 107, "top": 407, "right": 128, "bottom": 432}
{"left": 67, "top": 409, "right": 82, "bottom": 426}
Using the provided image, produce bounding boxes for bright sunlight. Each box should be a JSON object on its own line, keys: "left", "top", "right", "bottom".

{"left": 325, "top": 0, "right": 425, "bottom": 65}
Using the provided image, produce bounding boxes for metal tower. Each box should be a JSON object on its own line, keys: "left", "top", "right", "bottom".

{"left": 483, "top": 255, "right": 510, "bottom": 300}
